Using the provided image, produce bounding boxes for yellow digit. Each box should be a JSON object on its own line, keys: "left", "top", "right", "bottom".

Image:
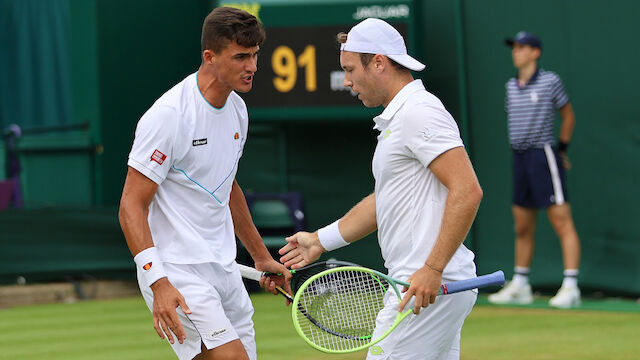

{"left": 297, "top": 45, "right": 317, "bottom": 92}
{"left": 272, "top": 46, "right": 297, "bottom": 93}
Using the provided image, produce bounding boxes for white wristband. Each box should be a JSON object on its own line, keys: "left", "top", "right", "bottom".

{"left": 317, "top": 220, "right": 349, "bottom": 251}
{"left": 134, "top": 247, "right": 167, "bottom": 287}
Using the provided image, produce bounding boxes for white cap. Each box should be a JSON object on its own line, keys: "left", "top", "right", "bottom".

{"left": 340, "top": 18, "right": 425, "bottom": 71}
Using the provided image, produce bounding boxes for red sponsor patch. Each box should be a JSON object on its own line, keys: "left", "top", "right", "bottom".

{"left": 150, "top": 149, "right": 167, "bottom": 164}
{"left": 234, "top": 132, "right": 239, "bottom": 139}
{"left": 143, "top": 262, "right": 152, "bottom": 271}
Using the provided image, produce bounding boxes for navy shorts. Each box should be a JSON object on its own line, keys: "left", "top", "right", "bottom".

{"left": 512, "top": 145, "right": 568, "bottom": 208}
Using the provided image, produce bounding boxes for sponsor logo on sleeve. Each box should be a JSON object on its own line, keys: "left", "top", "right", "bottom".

{"left": 150, "top": 149, "right": 167, "bottom": 164}
{"left": 142, "top": 262, "right": 152, "bottom": 271}
{"left": 421, "top": 127, "right": 433, "bottom": 141}
{"left": 192, "top": 138, "right": 208, "bottom": 146}
{"left": 234, "top": 132, "right": 239, "bottom": 140}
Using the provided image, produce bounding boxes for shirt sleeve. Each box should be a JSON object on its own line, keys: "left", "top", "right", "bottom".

{"left": 550, "top": 74, "right": 570, "bottom": 109}
{"left": 127, "top": 105, "right": 178, "bottom": 185}
{"left": 504, "top": 81, "right": 510, "bottom": 113}
{"left": 235, "top": 93, "right": 249, "bottom": 154}
{"left": 403, "top": 103, "right": 464, "bottom": 168}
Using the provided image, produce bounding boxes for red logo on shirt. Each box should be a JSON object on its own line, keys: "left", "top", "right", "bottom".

{"left": 143, "top": 262, "right": 152, "bottom": 271}
{"left": 150, "top": 149, "right": 166, "bottom": 164}
{"left": 234, "top": 132, "right": 239, "bottom": 139}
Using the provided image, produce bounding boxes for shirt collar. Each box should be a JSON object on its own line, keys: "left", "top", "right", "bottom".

{"left": 373, "top": 79, "right": 425, "bottom": 130}
{"left": 517, "top": 67, "right": 540, "bottom": 89}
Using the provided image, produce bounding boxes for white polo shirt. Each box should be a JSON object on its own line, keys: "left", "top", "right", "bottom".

{"left": 127, "top": 72, "right": 248, "bottom": 269}
{"left": 372, "top": 79, "right": 476, "bottom": 281}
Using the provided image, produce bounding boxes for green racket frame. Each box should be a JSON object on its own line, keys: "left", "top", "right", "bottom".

{"left": 291, "top": 266, "right": 412, "bottom": 354}
{"left": 291, "top": 266, "right": 505, "bottom": 354}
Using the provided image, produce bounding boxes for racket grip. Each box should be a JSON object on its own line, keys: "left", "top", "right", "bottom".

{"left": 238, "top": 264, "right": 266, "bottom": 282}
{"left": 440, "top": 271, "right": 505, "bottom": 295}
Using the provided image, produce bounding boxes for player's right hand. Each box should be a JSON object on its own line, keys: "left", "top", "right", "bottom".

{"left": 150, "top": 277, "right": 192, "bottom": 345}
{"left": 279, "top": 231, "right": 324, "bottom": 269}
{"left": 399, "top": 265, "right": 442, "bottom": 314}
{"left": 255, "top": 258, "right": 293, "bottom": 302}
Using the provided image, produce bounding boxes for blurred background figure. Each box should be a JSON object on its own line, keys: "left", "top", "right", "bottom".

{"left": 488, "top": 31, "right": 581, "bottom": 309}
{"left": 0, "top": 124, "right": 22, "bottom": 210}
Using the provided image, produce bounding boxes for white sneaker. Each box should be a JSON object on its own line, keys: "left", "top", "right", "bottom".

{"left": 549, "top": 286, "right": 581, "bottom": 309}
{"left": 487, "top": 281, "right": 533, "bottom": 304}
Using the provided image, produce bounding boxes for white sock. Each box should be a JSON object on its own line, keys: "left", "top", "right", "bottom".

{"left": 512, "top": 267, "right": 530, "bottom": 286}
{"left": 561, "top": 269, "right": 579, "bottom": 288}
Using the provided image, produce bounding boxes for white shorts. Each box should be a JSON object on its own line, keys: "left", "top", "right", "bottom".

{"left": 366, "top": 288, "right": 477, "bottom": 360}
{"left": 137, "top": 262, "right": 256, "bottom": 360}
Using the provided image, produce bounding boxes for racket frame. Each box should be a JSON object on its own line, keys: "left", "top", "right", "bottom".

{"left": 237, "top": 263, "right": 368, "bottom": 339}
{"left": 291, "top": 266, "right": 505, "bottom": 354}
{"left": 291, "top": 266, "right": 410, "bottom": 353}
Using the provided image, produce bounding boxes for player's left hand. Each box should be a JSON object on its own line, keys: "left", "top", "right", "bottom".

{"left": 398, "top": 265, "right": 443, "bottom": 314}
{"left": 254, "top": 258, "right": 293, "bottom": 304}
{"left": 560, "top": 152, "right": 572, "bottom": 170}
{"left": 279, "top": 231, "right": 324, "bottom": 269}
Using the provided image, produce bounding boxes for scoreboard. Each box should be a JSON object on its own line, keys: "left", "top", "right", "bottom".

{"left": 218, "top": 0, "right": 416, "bottom": 121}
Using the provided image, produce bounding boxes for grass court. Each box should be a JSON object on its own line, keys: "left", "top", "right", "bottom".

{"left": 1, "top": 293, "right": 638, "bottom": 359}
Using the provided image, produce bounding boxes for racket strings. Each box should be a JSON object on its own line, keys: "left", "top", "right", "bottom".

{"left": 291, "top": 265, "right": 329, "bottom": 293}
{"left": 295, "top": 270, "right": 388, "bottom": 351}
{"left": 290, "top": 260, "right": 361, "bottom": 293}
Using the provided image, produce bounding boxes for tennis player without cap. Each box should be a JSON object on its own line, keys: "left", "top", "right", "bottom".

{"left": 280, "top": 18, "right": 483, "bottom": 360}
{"left": 119, "top": 7, "right": 291, "bottom": 360}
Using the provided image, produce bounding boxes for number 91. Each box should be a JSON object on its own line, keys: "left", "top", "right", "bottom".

{"left": 272, "top": 45, "right": 317, "bottom": 93}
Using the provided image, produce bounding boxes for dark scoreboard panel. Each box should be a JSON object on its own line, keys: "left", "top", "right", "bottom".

{"left": 218, "top": 1, "right": 415, "bottom": 121}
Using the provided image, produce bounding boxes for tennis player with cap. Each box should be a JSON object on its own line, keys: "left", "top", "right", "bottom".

{"left": 119, "top": 7, "right": 291, "bottom": 360}
{"left": 279, "top": 18, "right": 483, "bottom": 359}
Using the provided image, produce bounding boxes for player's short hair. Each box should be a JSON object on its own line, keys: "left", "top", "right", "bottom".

{"left": 201, "top": 7, "right": 266, "bottom": 54}
{"left": 336, "top": 32, "right": 407, "bottom": 71}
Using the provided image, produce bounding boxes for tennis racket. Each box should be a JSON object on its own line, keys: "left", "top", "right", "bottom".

{"left": 237, "top": 259, "right": 362, "bottom": 301}
{"left": 238, "top": 260, "right": 367, "bottom": 339}
{"left": 292, "top": 266, "right": 505, "bottom": 353}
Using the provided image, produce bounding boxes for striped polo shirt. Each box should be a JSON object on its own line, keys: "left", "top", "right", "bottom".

{"left": 505, "top": 68, "right": 569, "bottom": 150}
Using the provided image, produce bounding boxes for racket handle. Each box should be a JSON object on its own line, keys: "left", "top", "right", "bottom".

{"left": 237, "top": 264, "right": 293, "bottom": 302}
{"left": 238, "top": 264, "right": 266, "bottom": 281}
{"left": 440, "top": 271, "right": 505, "bottom": 295}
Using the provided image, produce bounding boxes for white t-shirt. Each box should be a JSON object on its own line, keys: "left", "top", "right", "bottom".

{"left": 372, "top": 79, "right": 476, "bottom": 281}
{"left": 127, "top": 72, "right": 248, "bottom": 269}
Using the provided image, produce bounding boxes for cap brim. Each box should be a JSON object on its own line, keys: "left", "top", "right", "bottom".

{"left": 387, "top": 54, "right": 426, "bottom": 72}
